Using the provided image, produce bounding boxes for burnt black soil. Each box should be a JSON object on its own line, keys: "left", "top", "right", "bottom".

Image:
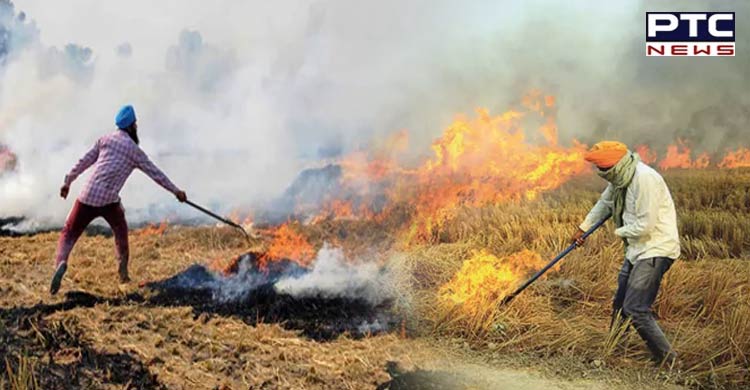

{"left": 0, "top": 216, "right": 25, "bottom": 236}
{"left": 2, "top": 255, "right": 397, "bottom": 343}
{"left": 0, "top": 280, "right": 395, "bottom": 388}
{"left": 0, "top": 254, "right": 397, "bottom": 387}
{"left": 0, "top": 314, "right": 163, "bottom": 389}
{"left": 0, "top": 216, "right": 113, "bottom": 238}
{"left": 143, "top": 255, "right": 399, "bottom": 341}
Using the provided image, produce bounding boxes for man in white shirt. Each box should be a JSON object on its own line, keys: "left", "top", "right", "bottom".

{"left": 573, "top": 141, "right": 679, "bottom": 365}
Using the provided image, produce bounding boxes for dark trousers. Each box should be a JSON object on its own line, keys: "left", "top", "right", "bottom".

{"left": 612, "top": 257, "right": 675, "bottom": 361}
{"left": 55, "top": 200, "right": 129, "bottom": 269}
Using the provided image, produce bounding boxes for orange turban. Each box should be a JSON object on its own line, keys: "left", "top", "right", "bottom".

{"left": 584, "top": 141, "right": 629, "bottom": 169}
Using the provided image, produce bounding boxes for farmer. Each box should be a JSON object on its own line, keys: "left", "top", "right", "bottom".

{"left": 50, "top": 105, "right": 187, "bottom": 295}
{"left": 572, "top": 141, "right": 680, "bottom": 365}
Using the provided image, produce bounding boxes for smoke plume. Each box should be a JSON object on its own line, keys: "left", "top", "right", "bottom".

{"left": 274, "top": 245, "right": 394, "bottom": 305}
{"left": 147, "top": 244, "right": 395, "bottom": 306}
{"left": 0, "top": 0, "right": 747, "bottom": 227}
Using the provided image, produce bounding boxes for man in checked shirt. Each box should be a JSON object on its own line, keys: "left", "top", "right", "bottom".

{"left": 50, "top": 105, "right": 187, "bottom": 295}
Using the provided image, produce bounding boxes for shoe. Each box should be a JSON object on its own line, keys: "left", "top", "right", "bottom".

{"left": 50, "top": 262, "right": 68, "bottom": 295}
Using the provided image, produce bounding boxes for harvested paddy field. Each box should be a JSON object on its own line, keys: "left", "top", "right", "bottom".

{"left": 2, "top": 169, "right": 748, "bottom": 389}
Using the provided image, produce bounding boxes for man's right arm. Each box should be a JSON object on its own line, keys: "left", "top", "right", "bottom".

{"left": 63, "top": 140, "right": 100, "bottom": 188}
{"left": 572, "top": 185, "right": 613, "bottom": 245}
{"left": 579, "top": 184, "right": 614, "bottom": 231}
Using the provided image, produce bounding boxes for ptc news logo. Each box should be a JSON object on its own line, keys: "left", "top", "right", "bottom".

{"left": 646, "top": 12, "right": 735, "bottom": 56}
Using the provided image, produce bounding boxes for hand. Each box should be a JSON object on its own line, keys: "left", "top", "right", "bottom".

{"left": 175, "top": 190, "right": 187, "bottom": 203}
{"left": 572, "top": 228, "right": 586, "bottom": 247}
{"left": 60, "top": 184, "right": 70, "bottom": 199}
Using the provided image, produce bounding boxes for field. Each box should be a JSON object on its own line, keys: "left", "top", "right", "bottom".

{"left": 410, "top": 169, "right": 750, "bottom": 389}
{"left": 1, "top": 168, "right": 749, "bottom": 389}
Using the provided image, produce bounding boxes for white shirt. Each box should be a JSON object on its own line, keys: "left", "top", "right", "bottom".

{"left": 580, "top": 162, "right": 681, "bottom": 263}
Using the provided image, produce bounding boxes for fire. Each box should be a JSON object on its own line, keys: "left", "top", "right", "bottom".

{"left": 439, "top": 249, "right": 547, "bottom": 313}
{"left": 207, "top": 254, "right": 241, "bottom": 275}
{"left": 299, "top": 92, "right": 750, "bottom": 243}
{"left": 213, "top": 223, "right": 316, "bottom": 274}
{"left": 635, "top": 144, "right": 657, "bottom": 165}
{"left": 136, "top": 220, "right": 168, "bottom": 237}
{"left": 405, "top": 108, "right": 588, "bottom": 240}
{"left": 228, "top": 210, "right": 255, "bottom": 230}
{"left": 225, "top": 91, "right": 750, "bottom": 269}
{"left": 694, "top": 153, "right": 710, "bottom": 169}
{"left": 326, "top": 92, "right": 590, "bottom": 242}
{"left": 319, "top": 200, "right": 355, "bottom": 220}
{"left": 259, "top": 223, "right": 316, "bottom": 269}
{"left": 638, "top": 142, "right": 750, "bottom": 170}
{"left": 718, "top": 147, "right": 750, "bottom": 169}
{"left": 657, "top": 140, "right": 710, "bottom": 170}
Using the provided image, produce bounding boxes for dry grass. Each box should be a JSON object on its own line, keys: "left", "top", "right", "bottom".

{"left": 3, "top": 353, "right": 38, "bottom": 390}
{"left": 1, "top": 168, "right": 748, "bottom": 389}
{"left": 405, "top": 169, "right": 750, "bottom": 389}
{"left": 0, "top": 227, "right": 425, "bottom": 390}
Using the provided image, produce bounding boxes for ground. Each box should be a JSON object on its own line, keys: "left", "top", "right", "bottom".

{"left": 1, "top": 228, "right": 684, "bottom": 390}
{"left": 2, "top": 169, "right": 749, "bottom": 389}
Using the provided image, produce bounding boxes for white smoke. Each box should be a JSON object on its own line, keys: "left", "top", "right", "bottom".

{"left": 171, "top": 244, "right": 396, "bottom": 305}
{"left": 274, "top": 244, "right": 394, "bottom": 305}
{"left": 210, "top": 256, "right": 280, "bottom": 303}
{"left": 0, "top": 0, "right": 748, "bottom": 227}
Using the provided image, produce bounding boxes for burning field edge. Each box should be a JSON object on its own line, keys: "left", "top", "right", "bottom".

{"left": 2, "top": 168, "right": 749, "bottom": 389}
{"left": 1, "top": 92, "right": 750, "bottom": 389}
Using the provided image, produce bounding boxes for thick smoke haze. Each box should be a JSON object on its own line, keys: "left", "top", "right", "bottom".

{"left": 0, "top": 0, "right": 747, "bottom": 227}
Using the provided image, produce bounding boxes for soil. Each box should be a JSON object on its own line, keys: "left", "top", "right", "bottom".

{"left": 0, "top": 228, "right": 683, "bottom": 389}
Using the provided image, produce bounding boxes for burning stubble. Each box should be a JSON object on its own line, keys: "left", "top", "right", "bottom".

{"left": 143, "top": 244, "right": 402, "bottom": 339}
{"left": 151, "top": 246, "right": 396, "bottom": 305}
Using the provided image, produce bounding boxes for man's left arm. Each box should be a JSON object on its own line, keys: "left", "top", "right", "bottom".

{"left": 614, "top": 172, "right": 660, "bottom": 239}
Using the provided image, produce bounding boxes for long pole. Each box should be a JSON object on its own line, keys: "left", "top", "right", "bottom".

{"left": 184, "top": 200, "right": 250, "bottom": 240}
{"left": 500, "top": 213, "right": 612, "bottom": 305}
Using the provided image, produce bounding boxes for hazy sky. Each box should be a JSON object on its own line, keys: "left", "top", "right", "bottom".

{"left": 2, "top": 1, "right": 747, "bottom": 226}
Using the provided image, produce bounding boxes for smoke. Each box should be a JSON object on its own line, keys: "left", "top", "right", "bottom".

{"left": 146, "top": 244, "right": 395, "bottom": 306}
{"left": 0, "top": 0, "right": 747, "bottom": 227}
{"left": 208, "top": 256, "right": 299, "bottom": 303}
{"left": 213, "top": 245, "right": 395, "bottom": 305}
{"left": 275, "top": 245, "right": 394, "bottom": 305}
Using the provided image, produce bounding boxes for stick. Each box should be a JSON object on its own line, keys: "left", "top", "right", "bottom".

{"left": 500, "top": 213, "right": 612, "bottom": 305}
{"left": 184, "top": 200, "right": 251, "bottom": 240}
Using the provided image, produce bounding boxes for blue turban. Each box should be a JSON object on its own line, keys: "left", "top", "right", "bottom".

{"left": 115, "top": 105, "right": 136, "bottom": 129}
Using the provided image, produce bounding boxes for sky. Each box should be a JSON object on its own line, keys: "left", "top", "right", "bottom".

{"left": 1, "top": 0, "right": 747, "bottom": 227}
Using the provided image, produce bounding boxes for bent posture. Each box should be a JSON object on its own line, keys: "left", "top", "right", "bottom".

{"left": 573, "top": 141, "right": 679, "bottom": 364}
{"left": 51, "top": 105, "right": 187, "bottom": 294}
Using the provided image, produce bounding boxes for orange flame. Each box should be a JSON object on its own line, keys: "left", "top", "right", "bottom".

{"left": 718, "top": 147, "right": 750, "bottom": 169}
{"left": 439, "top": 249, "right": 547, "bottom": 313}
{"left": 636, "top": 143, "right": 750, "bottom": 170}
{"left": 308, "top": 93, "right": 748, "bottom": 240}
{"left": 635, "top": 144, "right": 657, "bottom": 165}
{"left": 136, "top": 220, "right": 168, "bottom": 237}
{"left": 207, "top": 254, "right": 241, "bottom": 275}
{"left": 259, "top": 223, "right": 316, "bottom": 269}
{"left": 657, "top": 140, "right": 710, "bottom": 170}
{"left": 327, "top": 92, "right": 590, "bottom": 242}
